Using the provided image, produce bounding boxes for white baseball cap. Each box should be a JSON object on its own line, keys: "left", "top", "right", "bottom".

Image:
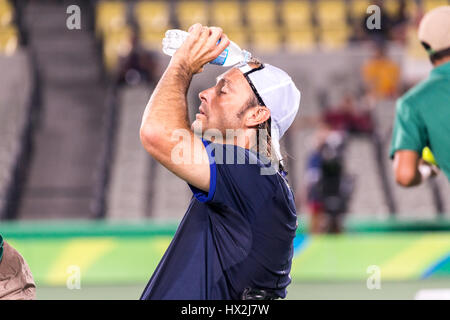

{"left": 418, "top": 6, "right": 450, "bottom": 57}
{"left": 238, "top": 63, "right": 301, "bottom": 169}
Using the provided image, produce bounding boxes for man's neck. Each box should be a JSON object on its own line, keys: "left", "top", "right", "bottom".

{"left": 433, "top": 56, "right": 450, "bottom": 68}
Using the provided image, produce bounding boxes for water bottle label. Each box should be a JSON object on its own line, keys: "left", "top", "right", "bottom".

{"left": 210, "top": 47, "right": 229, "bottom": 66}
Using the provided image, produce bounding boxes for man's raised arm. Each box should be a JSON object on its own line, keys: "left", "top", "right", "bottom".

{"left": 139, "top": 24, "right": 229, "bottom": 192}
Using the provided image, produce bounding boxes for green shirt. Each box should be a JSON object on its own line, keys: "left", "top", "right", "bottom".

{"left": 390, "top": 61, "right": 450, "bottom": 181}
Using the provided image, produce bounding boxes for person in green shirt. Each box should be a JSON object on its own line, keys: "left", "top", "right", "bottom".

{"left": 390, "top": 6, "right": 450, "bottom": 187}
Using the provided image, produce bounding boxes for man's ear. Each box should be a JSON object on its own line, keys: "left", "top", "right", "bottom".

{"left": 244, "top": 106, "right": 270, "bottom": 127}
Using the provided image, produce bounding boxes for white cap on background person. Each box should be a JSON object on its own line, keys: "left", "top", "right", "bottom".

{"left": 418, "top": 6, "right": 450, "bottom": 58}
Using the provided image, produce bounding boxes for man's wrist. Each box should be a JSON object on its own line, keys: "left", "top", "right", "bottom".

{"left": 169, "top": 58, "right": 195, "bottom": 79}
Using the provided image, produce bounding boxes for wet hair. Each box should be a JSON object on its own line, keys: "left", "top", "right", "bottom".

{"left": 241, "top": 90, "right": 288, "bottom": 176}
{"left": 236, "top": 57, "right": 288, "bottom": 175}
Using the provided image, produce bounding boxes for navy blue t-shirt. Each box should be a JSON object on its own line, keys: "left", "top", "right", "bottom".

{"left": 140, "top": 139, "right": 298, "bottom": 300}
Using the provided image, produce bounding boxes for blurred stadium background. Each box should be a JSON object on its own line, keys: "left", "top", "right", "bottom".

{"left": 1, "top": 0, "right": 450, "bottom": 299}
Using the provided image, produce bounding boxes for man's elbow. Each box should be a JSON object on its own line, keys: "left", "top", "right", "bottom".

{"left": 394, "top": 168, "right": 419, "bottom": 187}
{"left": 140, "top": 125, "right": 164, "bottom": 154}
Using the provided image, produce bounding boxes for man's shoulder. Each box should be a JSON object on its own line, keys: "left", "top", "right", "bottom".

{"left": 399, "top": 75, "right": 441, "bottom": 109}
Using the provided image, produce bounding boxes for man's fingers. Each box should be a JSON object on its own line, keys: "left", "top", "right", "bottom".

{"left": 198, "top": 26, "right": 210, "bottom": 44}
{"left": 188, "top": 23, "right": 202, "bottom": 33}
{"left": 187, "top": 23, "right": 203, "bottom": 42}
{"left": 212, "top": 33, "right": 230, "bottom": 58}
{"left": 207, "top": 26, "right": 223, "bottom": 48}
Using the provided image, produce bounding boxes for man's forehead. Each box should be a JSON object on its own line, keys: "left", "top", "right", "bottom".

{"left": 215, "top": 67, "right": 245, "bottom": 84}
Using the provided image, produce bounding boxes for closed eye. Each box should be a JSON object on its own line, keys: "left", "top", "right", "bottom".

{"left": 216, "top": 78, "right": 232, "bottom": 95}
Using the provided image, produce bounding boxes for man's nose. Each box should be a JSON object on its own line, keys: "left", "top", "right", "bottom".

{"left": 199, "top": 86, "right": 214, "bottom": 102}
{"left": 198, "top": 89, "right": 208, "bottom": 102}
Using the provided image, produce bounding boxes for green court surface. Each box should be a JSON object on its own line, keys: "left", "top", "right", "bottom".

{"left": 36, "top": 279, "right": 450, "bottom": 300}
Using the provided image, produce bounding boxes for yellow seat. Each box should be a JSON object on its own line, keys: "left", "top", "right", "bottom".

{"left": 176, "top": 0, "right": 209, "bottom": 31}
{"left": 424, "top": 0, "right": 450, "bottom": 12}
{"left": 0, "top": 25, "right": 18, "bottom": 55}
{"left": 284, "top": 28, "right": 316, "bottom": 52}
{"left": 383, "top": 0, "right": 400, "bottom": 17}
{"left": 96, "top": 1, "right": 127, "bottom": 37}
{"left": 224, "top": 29, "right": 248, "bottom": 49}
{"left": 350, "top": 0, "right": 370, "bottom": 20}
{"left": 317, "top": 0, "right": 348, "bottom": 29}
{"left": 210, "top": 0, "right": 243, "bottom": 30}
{"left": 384, "top": 0, "right": 420, "bottom": 18}
{"left": 281, "top": 0, "right": 313, "bottom": 30}
{"left": 251, "top": 28, "right": 282, "bottom": 53}
{"left": 140, "top": 29, "right": 166, "bottom": 50}
{"left": 102, "top": 27, "right": 132, "bottom": 72}
{"left": 0, "top": 0, "right": 13, "bottom": 27}
{"left": 246, "top": 0, "right": 278, "bottom": 30}
{"left": 135, "top": 1, "right": 170, "bottom": 32}
{"left": 320, "top": 26, "right": 350, "bottom": 50}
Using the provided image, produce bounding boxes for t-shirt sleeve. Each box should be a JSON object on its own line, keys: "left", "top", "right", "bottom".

{"left": 188, "top": 139, "right": 276, "bottom": 212}
{"left": 389, "top": 98, "right": 427, "bottom": 159}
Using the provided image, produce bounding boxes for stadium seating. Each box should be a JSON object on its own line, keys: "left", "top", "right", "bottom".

{"left": 281, "top": 0, "right": 313, "bottom": 29}
{"left": 246, "top": 0, "right": 278, "bottom": 29}
{"left": 102, "top": 27, "right": 132, "bottom": 73}
{"left": 0, "top": 52, "right": 31, "bottom": 218}
{"left": 135, "top": 1, "right": 170, "bottom": 50}
{"left": 316, "top": 0, "right": 348, "bottom": 28}
{"left": 349, "top": 0, "right": 371, "bottom": 21}
{"left": 0, "top": 25, "right": 18, "bottom": 56}
{"left": 0, "top": 0, "right": 18, "bottom": 56}
{"left": 281, "top": 0, "right": 316, "bottom": 52}
{"left": 95, "top": 0, "right": 127, "bottom": 36}
{"left": 320, "top": 27, "right": 350, "bottom": 50}
{"left": 176, "top": 0, "right": 210, "bottom": 31}
{"left": 246, "top": 0, "right": 281, "bottom": 52}
{"left": 424, "top": 0, "right": 450, "bottom": 11}
{"left": 210, "top": 0, "right": 247, "bottom": 47}
{"left": 107, "top": 86, "right": 152, "bottom": 220}
{"left": 0, "top": 0, "right": 13, "bottom": 27}
{"left": 134, "top": 1, "right": 170, "bottom": 31}
{"left": 284, "top": 29, "right": 317, "bottom": 52}
{"left": 96, "top": 1, "right": 129, "bottom": 72}
{"left": 316, "top": 0, "right": 349, "bottom": 49}
{"left": 210, "top": 0, "right": 243, "bottom": 30}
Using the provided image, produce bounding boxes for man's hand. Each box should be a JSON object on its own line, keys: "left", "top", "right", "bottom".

{"left": 393, "top": 150, "right": 439, "bottom": 187}
{"left": 418, "top": 159, "right": 440, "bottom": 180}
{"left": 170, "top": 24, "right": 230, "bottom": 75}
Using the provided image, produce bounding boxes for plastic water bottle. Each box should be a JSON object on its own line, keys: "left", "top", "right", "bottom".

{"left": 162, "top": 29, "right": 251, "bottom": 67}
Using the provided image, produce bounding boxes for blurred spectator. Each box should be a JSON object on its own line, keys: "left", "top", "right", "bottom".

{"left": 303, "top": 124, "right": 330, "bottom": 234}
{"left": 116, "top": 29, "right": 159, "bottom": 87}
{"left": 303, "top": 124, "right": 354, "bottom": 234}
{"left": 390, "top": 0, "right": 410, "bottom": 44}
{"left": 348, "top": 20, "right": 367, "bottom": 43}
{"left": 361, "top": 42, "right": 400, "bottom": 100}
{"left": 322, "top": 94, "right": 374, "bottom": 135}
